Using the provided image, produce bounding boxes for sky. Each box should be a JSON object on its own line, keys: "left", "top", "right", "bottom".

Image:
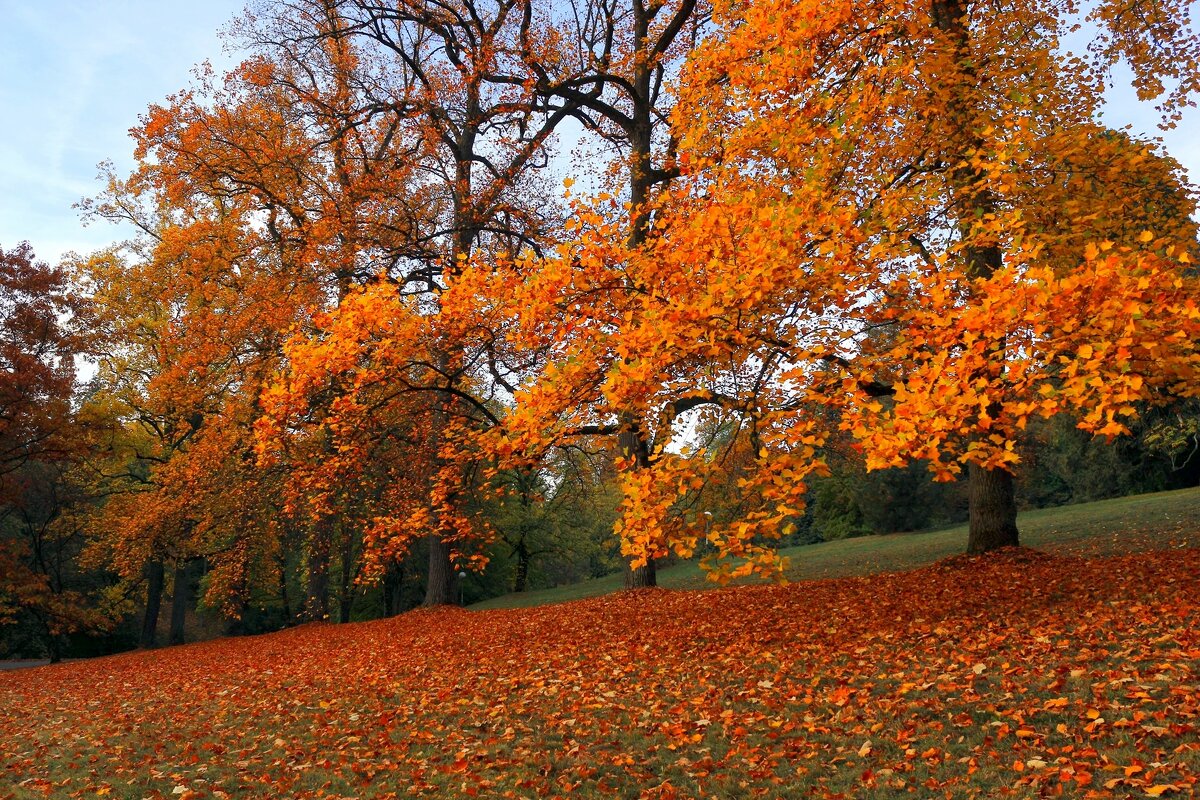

{"left": 0, "top": 2, "right": 1197, "bottom": 266}
{"left": 0, "top": 0, "right": 245, "bottom": 263}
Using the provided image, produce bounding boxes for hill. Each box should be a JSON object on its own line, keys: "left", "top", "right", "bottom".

{"left": 2, "top": 490, "right": 1199, "bottom": 799}
{"left": 472, "top": 486, "right": 1200, "bottom": 609}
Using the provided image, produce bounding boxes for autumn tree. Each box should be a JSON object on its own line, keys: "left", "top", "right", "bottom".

{"left": 0, "top": 242, "right": 112, "bottom": 659}
{"left": 256, "top": 0, "right": 595, "bottom": 604}
{"left": 560, "top": 0, "right": 1200, "bottom": 571}
{"left": 449, "top": 0, "right": 712, "bottom": 588}
{"left": 78, "top": 6, "right": 420, "bottom": 625}
{"left": 0, "top": 243, "right": 81, "bottom": 477}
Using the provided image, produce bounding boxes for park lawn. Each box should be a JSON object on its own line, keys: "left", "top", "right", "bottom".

{"left": 471, "top": 486, "right": 1200, "bottom": 610}
{"left": 1, "top": 491, "right": 1198, "bottom": 799}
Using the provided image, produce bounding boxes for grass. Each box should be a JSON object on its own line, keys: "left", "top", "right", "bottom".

{"left": 470, "top": 486, "right": 1200, "bottom": 609}
{"left": 2, "top": 487, "right": 1198, "bottom": 799}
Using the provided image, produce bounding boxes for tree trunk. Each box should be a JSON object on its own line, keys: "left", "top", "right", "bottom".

{"left": 169, "top": 561, "right": 201, "bottom": 647}
{"left": 967, "top": 463, "right": 1019, "bottom": 552}
{"left": 513, "top": 540, "right": 530, "bottom": 593}
{"left": 278, "top": 552, "right": 292, "bottom": 622}
{"left": 625, "top": 558, "right": 657, "bottom": 590}
{"left": 624, "top": 557, "right": 657, "bottom": 588}
{"left": 424, "top": 533, "right": 454, "bottom": 605}
{"left": 337, "top": 533, "right": 354, "bottom": 623}
{"left": 619, "top": 23, "right": 660, "bottom": 591}
{"left": 140, "top": 559, "right": 165, "bottom": 648}
{"left": 931, "top": 0, "right": 1022, "bottom": 554}
{"left": 304, "top": 518, "right": 332, "bottom": 622}
{"left": 169, "top": 561, "right": 189, "bottom": 647}
{"left": 423, "top": 340, "right": 458, "bottom": 607}
{"left": 39, "top": 615, "right": 62, "bottom": 664}
{"left": 382, "top": 559, "right": 404, "bottom": 617}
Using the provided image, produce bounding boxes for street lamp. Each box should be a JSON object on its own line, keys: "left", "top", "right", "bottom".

{"left": 458, "top": 571, "right": 467, "bottom": 606}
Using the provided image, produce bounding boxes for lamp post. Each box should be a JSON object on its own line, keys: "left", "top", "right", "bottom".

{"left": 458, "top": 571, "right": 467, "bottom": 606}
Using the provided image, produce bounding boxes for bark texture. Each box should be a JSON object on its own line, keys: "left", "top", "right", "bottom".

{"left": 967, "top": 463, "right": 1020, "bottom": 552}
{"left": 168, "top": 559, "right": 198, "bottom": 645}
{"left": 140, "top": 559, "right": 165, "bottom": 648}
{"left": 424, "top": 534, "right": 455, "bottom": 606}
{"left": 625, "top": 559, "right": 657, "bottom": 590}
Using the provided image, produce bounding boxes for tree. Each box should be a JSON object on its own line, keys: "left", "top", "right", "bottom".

{"left": 451, "top": 0, "right": 711, "bottom": 588}
{"left": 256, "top": 0, "right": 588, "bottom": 604}
{"left": 523, "top": 0, "right": 1200, "bottom": 569}
{"left": 0, "top": 243, "right": 115, "bottom": 660}
{"left": 0, "top": 243, "right": 81, "bottom": 477}
{"left": 1140, "top": 399, "right": 1200, "bottom": 477}
{"left": 465, "top": 0, "right": 1200, "bottom": 575}
{"left": 483, "top": 448, "right": 622, "bottom": 593}
{"left": 0, "top": 461, "right": 118, "bottom": 662}
{"left": 79, "top": 2, "right": 431, "bottom": 624}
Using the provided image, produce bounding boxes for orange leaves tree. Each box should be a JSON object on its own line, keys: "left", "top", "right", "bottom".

{"left": 76, "top": 0, "right": 1200, "bottom": 617}
{"left": 255, "top": 0, "right": 598, "bottom": 604}
{"left": 455, "top": 0, "right": 711, "bottom": 588}
{"left": 79, "top": 6, "right": 428, "bottom": 623}
{"left": 583, "top": 0, "right": 1200, "bottom": 564}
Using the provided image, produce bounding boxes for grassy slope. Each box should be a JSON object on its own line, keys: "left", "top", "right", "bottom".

{"left": 1, "top": 488, "right": 1198, "bottom": 800}
{"left": 472, "top": 486, "right": 1200, "bottom": 610}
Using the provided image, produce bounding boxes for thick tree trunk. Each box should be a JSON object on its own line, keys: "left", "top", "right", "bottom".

{"left": 423, "top": 339, "right": 458, "bottom": 607}
{"left": 931, "top": 0, "right": 1023, "bottom": 555}
{"left": 168, "top": 559, "right": 197, "bottom": 645}
{"left": 967, "top": 463, "right": 1019, "bottom": 553}
{"left": 424, "top": 534, "right": 455, "bottom": 606}
{"left": 304, "top": 518, "right": 332, "bottom": 622}
{"left": 621, "top": 28, "right": 659, "bottom": 591}
{"left": 625, "top": 559, "right": 657, "bottom": 590}
{"left": 140, "top": 559, "right": 165, "bottom": 648}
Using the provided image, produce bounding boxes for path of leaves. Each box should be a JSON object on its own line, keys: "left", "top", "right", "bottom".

{"left": 2, "top": 545, "right": 1198, "bottom": 799}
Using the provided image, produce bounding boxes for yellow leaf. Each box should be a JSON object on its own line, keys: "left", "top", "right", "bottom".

{"left": 1145, "top": 786, "right": 1178, "bottom": 797}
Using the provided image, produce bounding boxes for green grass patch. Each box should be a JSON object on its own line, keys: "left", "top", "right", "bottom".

{"left": 471, "top": 487, "right": 1200, "bottom": 610}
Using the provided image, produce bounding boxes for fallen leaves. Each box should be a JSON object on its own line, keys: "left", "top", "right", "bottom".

{"left": 1, "top": 546, "right": 1198, "bottom": 799}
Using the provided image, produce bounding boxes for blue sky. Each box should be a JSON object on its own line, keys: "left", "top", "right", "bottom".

{"left": 0, "top": 2, "right": 1197, "bottom": 265}
{"left": 0, "top": 0, "right": 244, "bottom": 262}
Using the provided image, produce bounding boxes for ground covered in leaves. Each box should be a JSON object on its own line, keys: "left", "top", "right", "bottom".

{"left": 3, "top": 543, "right": 1199, "bottom": 799}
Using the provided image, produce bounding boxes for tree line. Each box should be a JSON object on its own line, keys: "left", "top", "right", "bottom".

{"left": 2, "top": 0, "right": 1199, "bottom": 660}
